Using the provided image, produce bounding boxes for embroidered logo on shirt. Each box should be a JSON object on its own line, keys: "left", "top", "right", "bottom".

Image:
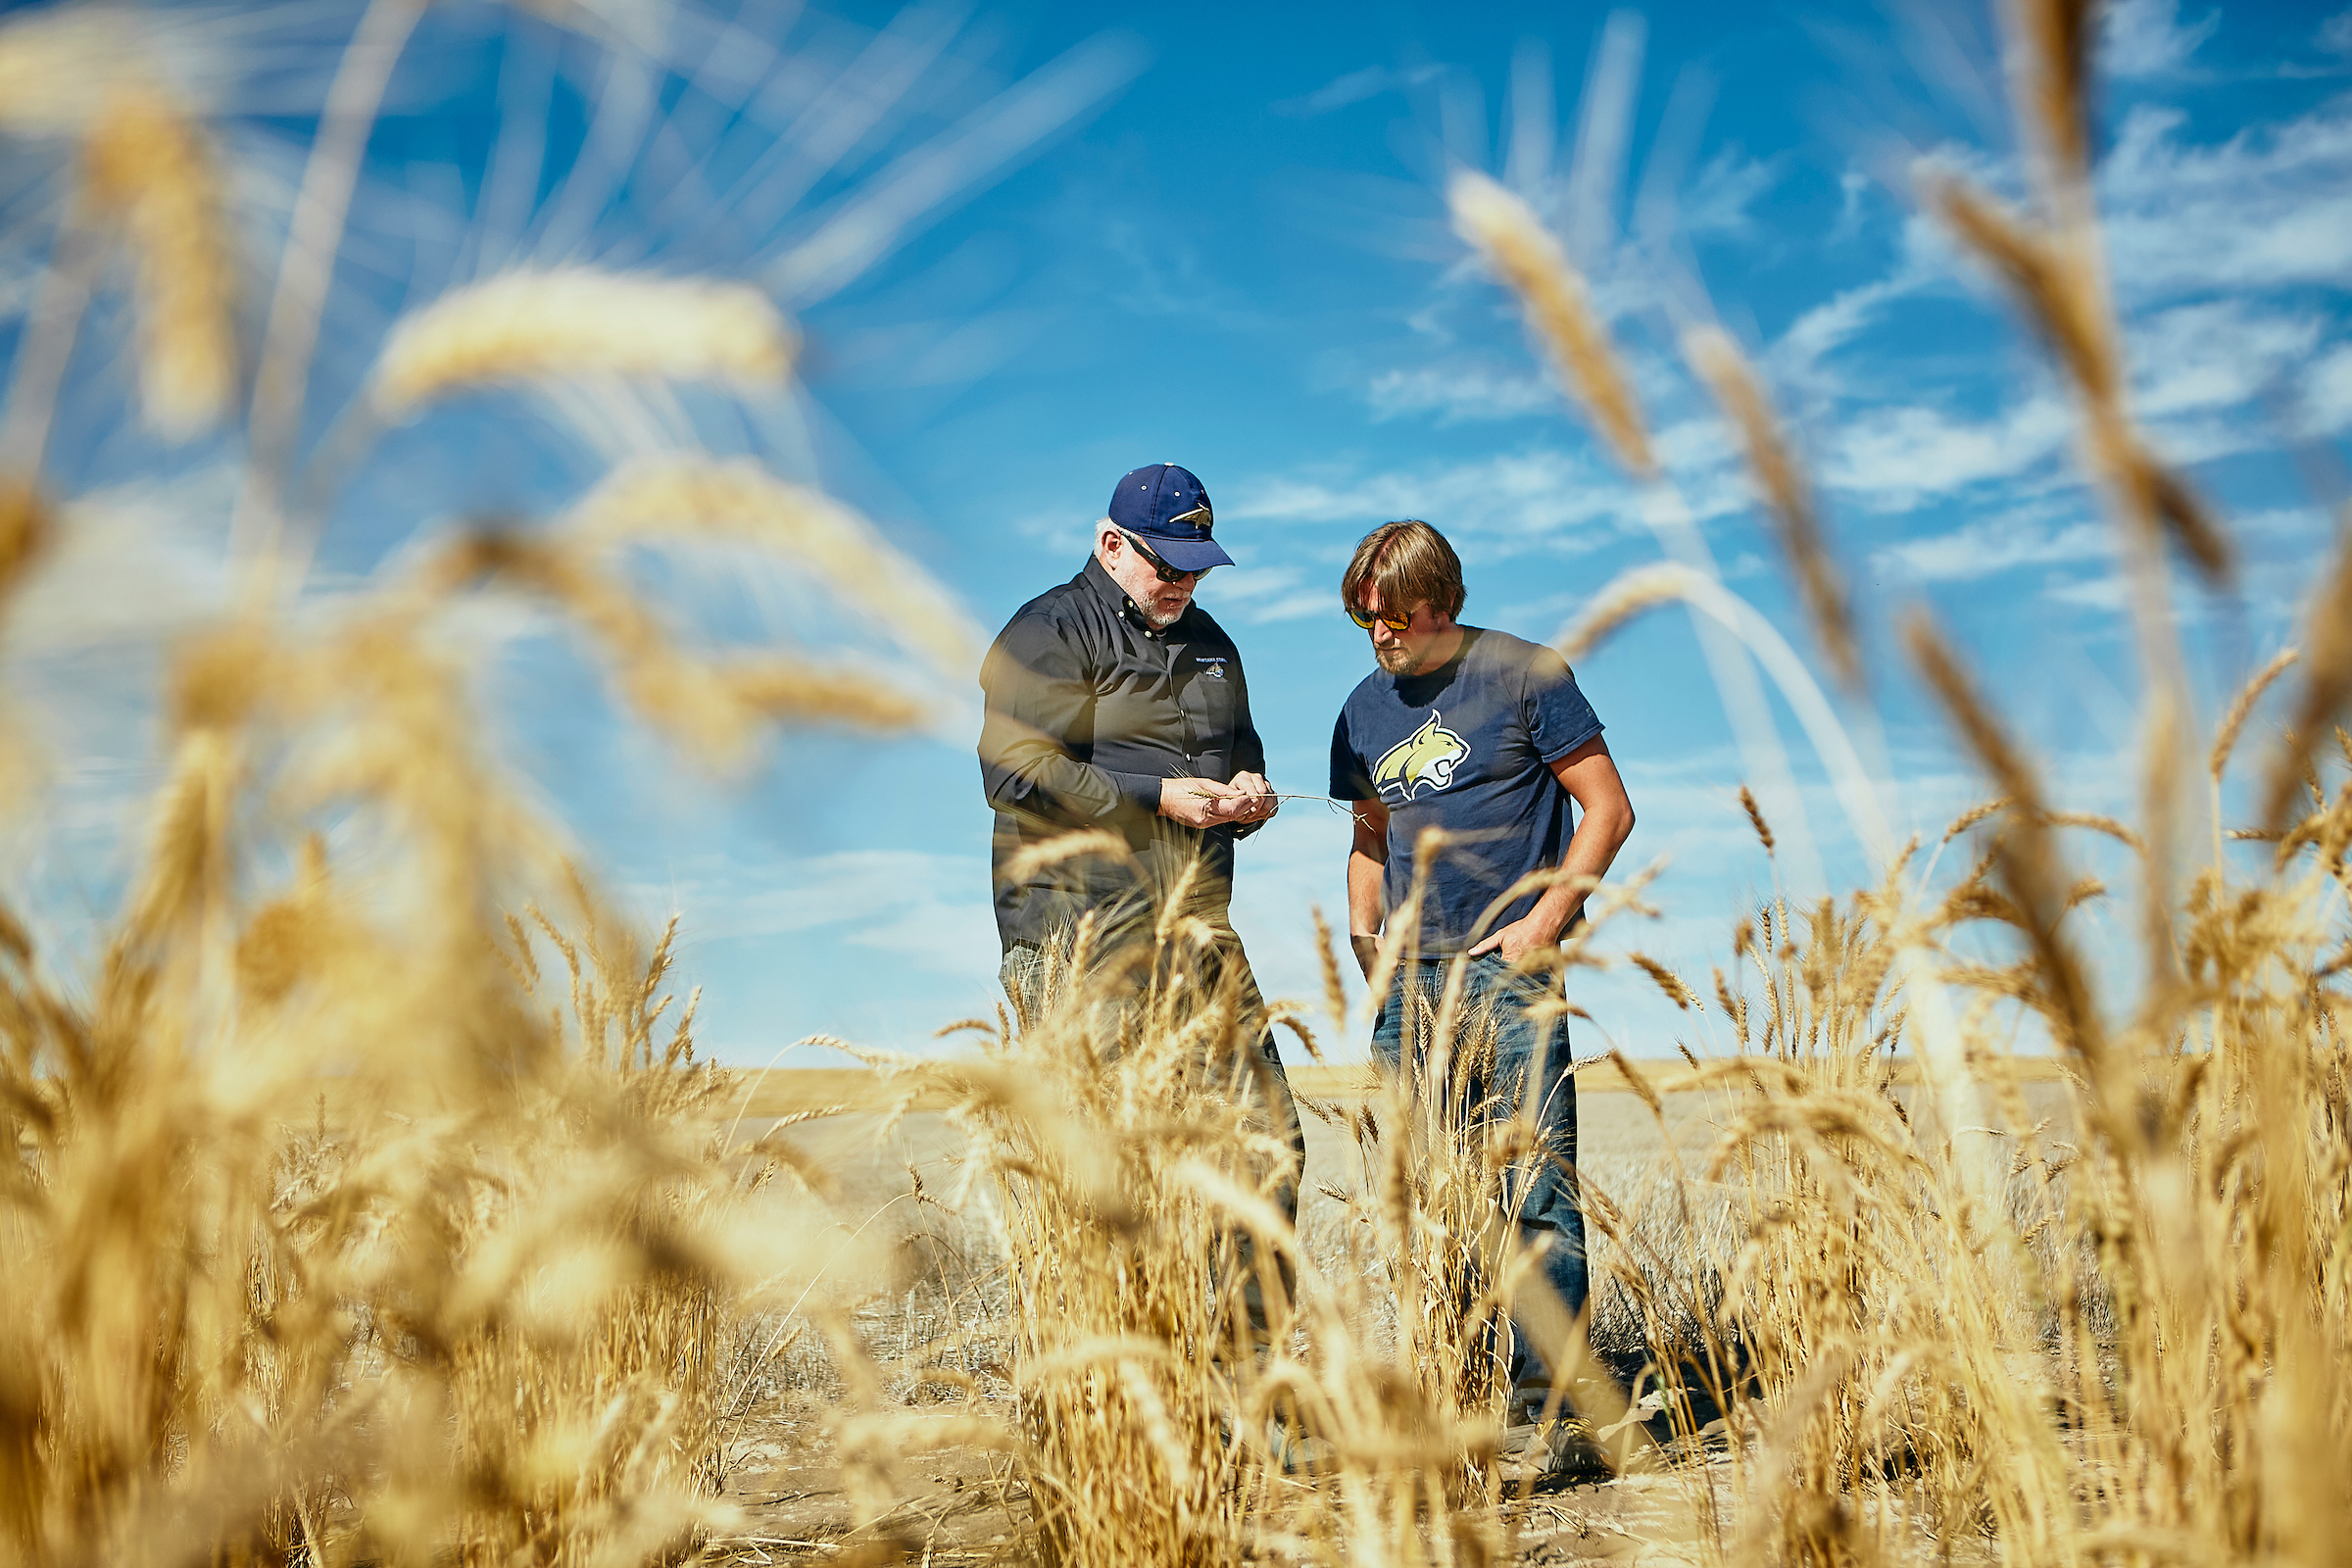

{"left": 1196, "top": 656, "right": 1228, "bottom": 681}
{"left": 1372, "top": 711, "right": 1469, "bottom": 802}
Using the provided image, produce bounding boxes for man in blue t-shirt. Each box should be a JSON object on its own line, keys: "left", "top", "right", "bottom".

{"left": 1328, "top": 518, "right": 1635, "bottom": 1467}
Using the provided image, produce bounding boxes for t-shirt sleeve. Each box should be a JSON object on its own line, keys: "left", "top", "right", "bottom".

{"left": 1522, "top": 646, "right": 1604, "bottom": 762}
{"left": 1329, "top": 709, "right": 1374, "bottom": 802}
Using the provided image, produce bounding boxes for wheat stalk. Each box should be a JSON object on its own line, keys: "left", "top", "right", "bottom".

{"left": 1553, "top": 562, "right": 1694, "bottom": 664}
{"left": 1684, "top": 324, "right": 1859, "bottom": 688}
{"left": 417, "top": 530, "right": 924, "bottom": 768}
{"left": 1737, "top": 784, "right": 1776, "bottom": 857}
{"left": 1629, "top": 953, "right": 1697, "bottom": 1011}
{"left": 0, "top": 477, "right": 52, "bottom": 601}
{"left": 1927, "top": 176, "right": 2230, "bottom": 586}
{"left": 81, "top": 92, "right": 237, "bottom": 438}
{"left": 1448, "top": 170, "right": 1654, "bottom": 477}
{"left": 0, "top": 10, "right": 128, "bottom": 133}
{"left": 2267, "top": 508, "right": 2352, "bottom": 829}
{"left": 235, "top": 0, "right": 428, "bottom": 602}
{"left": 2212, "top": 647, "right": 2298, "bottom": 783}
{"left": 371, "top": 270, "right": 795, "bottom": 416}
{"left": 564, "top": 455, "right": 978, "bottom": 676}
{"left": 2006, "top": 0, "right": 2097, "bottom": 195}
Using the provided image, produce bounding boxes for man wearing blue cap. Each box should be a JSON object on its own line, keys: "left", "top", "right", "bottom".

{"left": 977, "top": 461, "right": 1303, "bottom": 1260}
{"left": 980, "top": 462, "right": 1277, "bottom": 982}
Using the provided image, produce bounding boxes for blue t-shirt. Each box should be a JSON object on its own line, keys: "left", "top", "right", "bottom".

{"left": 1328, "top": 627, "right": 1604, "bottom": 955}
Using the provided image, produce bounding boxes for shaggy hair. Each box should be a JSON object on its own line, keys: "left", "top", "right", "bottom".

{"left": 1342, "top": 519, "right": 1466, "bottom": 622}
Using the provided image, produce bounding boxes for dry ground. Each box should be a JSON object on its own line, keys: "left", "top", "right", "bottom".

{"left": 705, "top": 1061, "right": 2076, "bottom": 1564}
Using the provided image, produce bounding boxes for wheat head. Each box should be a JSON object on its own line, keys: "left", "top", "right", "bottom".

{"left": 81, "top": 91, "right": 237, "bottom": 437}
{"left": 564, "top": 455, "right": 980, "bottom": 677}
{"left": 1449, "top": 169, "right": 1655, "bottom": 478}
{"left": 371, "top": 268, "right": 796, "bottom": 416}
{"left": 1684, "top": 324, "right": 1860, "bottom": 689}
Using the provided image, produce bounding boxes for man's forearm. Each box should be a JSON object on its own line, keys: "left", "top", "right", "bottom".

{"left": 1522, "top": 801, "right": 1634, "bottom": 941}
{"left": 1347, "top": 849, "right": 1386, "bottom": 973}
{"left": 978, "top": 710, "right": 1155, "bottom": 826}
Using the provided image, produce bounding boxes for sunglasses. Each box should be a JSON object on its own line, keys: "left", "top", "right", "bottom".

{"left": 1120, "top": 530, "right": 1210, "bottom": 584}
{"left": 1348, "top": 602, "right": 1414, "bottom": 633}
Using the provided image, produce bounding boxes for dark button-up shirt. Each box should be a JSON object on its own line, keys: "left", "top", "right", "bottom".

{"left": 978, "top": 556, "right": 1267, "bottom": 949}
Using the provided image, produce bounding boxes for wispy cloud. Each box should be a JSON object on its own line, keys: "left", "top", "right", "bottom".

{"left": 2042, "top": 573, "right": 2132, "bottom": 612}
{"left": 2101, "top": 102, "right": 2352, "bottom": 296}
{"left": 1227, "top": 448, "right": 1646, "bottom": 549}
{"left": 1870, "top": 508, "right": 2110, "bottom": 584}
{"left": 1829, "top": 166, "right": 1872, "bottom": 244}
{"left": 1770, "top": 99, "right": 2352, "bottom": 414}
{"left": 1099, "top": 219, "right": 1265, "bottom": 328}
{"left": 1364, "top": 361, "right": 1555, "bottom": 422}
{"left": 2131, "top": 299, "right": 2322, "bottom": 416}
{"left": 1199, "top": 564, "right": 1333, "bottom": 624}
{"left": 2300, "top": 340, "right": 2352, "bottom": 433}
{"left": 1680, "top": 146, "right": 1784, "bottom": 239}
{"left": 1272, "top": 63, "right": 1445, "bottom": 119}
{"left": 2102, "top": 0, "right": 2220, "bottom": 79}
{"left": 1825, "top": 394, "right": 2074, "bottom": 512}
{"left": 1765, "top": 272, "right": 1924, "bottom": 399}
{"left": 636, "top": 848, "right": 999, "bottom": 978}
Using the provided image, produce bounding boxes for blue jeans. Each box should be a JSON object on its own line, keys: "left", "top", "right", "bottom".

{"left": 1372, "top": 954, "right": 1587, "bottom": 1409}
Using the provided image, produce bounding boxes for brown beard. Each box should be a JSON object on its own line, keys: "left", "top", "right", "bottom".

{"left": 1375, "top": 643, "right": 1421, "bottom": 674}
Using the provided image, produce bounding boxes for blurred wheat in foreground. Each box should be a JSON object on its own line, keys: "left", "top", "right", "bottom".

{"left": 4, "top": 0, "right": 2351, "bottom": 1566}
{"left": 0, "top": 2, "right": 936, "bottom": 1564}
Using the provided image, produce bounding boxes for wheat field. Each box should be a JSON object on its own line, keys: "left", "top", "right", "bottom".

{"left": 1, "top": 1, "right": 2347, "bottom": 1565}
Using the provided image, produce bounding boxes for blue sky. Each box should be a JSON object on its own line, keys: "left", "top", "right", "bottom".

{"left": 4, "top": 0, "right": 2349, "bottom": 1063}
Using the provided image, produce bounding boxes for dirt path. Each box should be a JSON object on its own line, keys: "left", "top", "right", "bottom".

{"left": 708, "top": 1398, "right": 1738, "bottom": 1565}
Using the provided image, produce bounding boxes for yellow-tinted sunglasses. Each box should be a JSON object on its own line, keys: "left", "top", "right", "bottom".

{"left": 1348, "top": 602, "right": 1414, "bottom": 633}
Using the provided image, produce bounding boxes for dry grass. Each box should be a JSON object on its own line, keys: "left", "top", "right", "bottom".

{"left": 1425, "top": 3, "right": 2352, "bottom": 1562}
{"left": 0, "top": 6, "right": 933, "bottom": 1565}
{"left": 859, "top": 882, "right": 1640, "bottom": 1568}
{"left": 3, "top": 1, "right": 2348, "bottom": 1566}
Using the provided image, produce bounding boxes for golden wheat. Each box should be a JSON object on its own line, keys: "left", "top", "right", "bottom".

{"left": 8, "top": 2, "right": 2350, "bottom": 1566}
{"left": 1685, "top": 324, "right": 1860, "bottom": 689}
{"left": 81, "top": 91, "right": 236, "bottom": 436}
{"left": 1738, "top": 783, "right": 1776, "bottom": 857}
{"left": 1554, "top": 561, "right": 1694, "bottom": 664}
{"left": 1449, "top": 169, "right": 1654, "bottom": 477}
{"left": 2211, "top": 644, "right": 2298, "bottom": 783}
{"left": 2268, "top": 507, "right": 2352, "bottom": 829}
{"left": 0, "top": 9, "right": 127, "bottom": 133}
{"left": 371, "top": 268, "right": 796, "bottom": 416}
{"left": 564, "top": 454, "right": 981, "bottom": 677}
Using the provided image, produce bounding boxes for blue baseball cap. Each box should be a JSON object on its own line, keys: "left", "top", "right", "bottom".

{"left": 1107, "top": 463, "right": 1233, "bottom": 572}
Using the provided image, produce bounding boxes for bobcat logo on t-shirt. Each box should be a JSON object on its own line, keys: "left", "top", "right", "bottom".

{"left": 1372, "top": 711, "right": 1470, "bottom": 802}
